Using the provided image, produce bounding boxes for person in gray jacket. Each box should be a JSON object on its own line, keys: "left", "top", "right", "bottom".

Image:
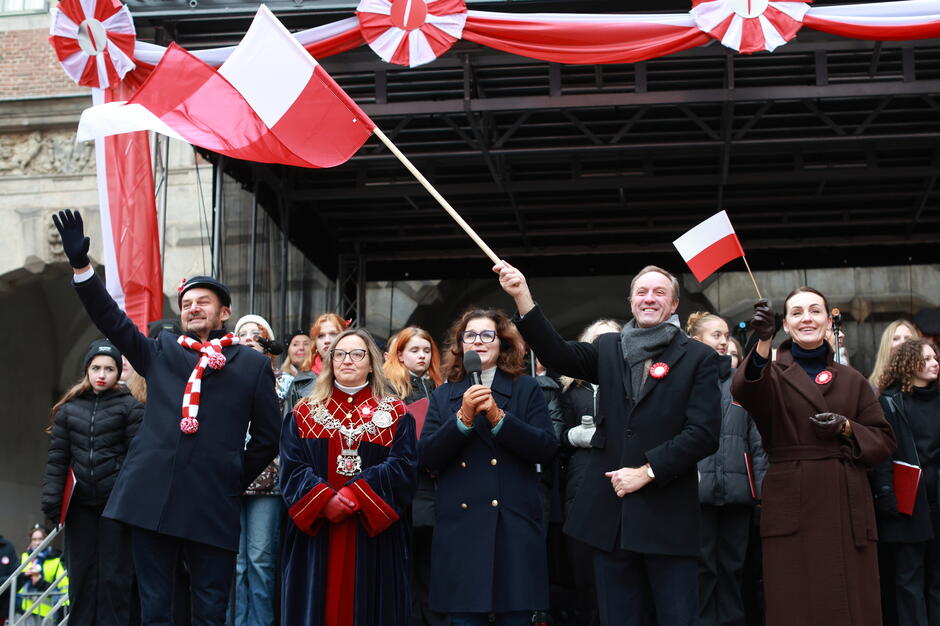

{"left": 687, "top": 312, "right": 768, "bottom": 626}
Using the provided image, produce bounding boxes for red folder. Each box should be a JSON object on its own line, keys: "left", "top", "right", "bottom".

{"left": 744, "top": 452, "right": 758, "bottom": 500}
{"left": 407, "top": 397, "right": 430, "bottom": 439}
{"left": 60, "top": 466, "right": 76, "bottom": 525}
{"left": 892, "top": 460, "right": 922, "bottom": 516}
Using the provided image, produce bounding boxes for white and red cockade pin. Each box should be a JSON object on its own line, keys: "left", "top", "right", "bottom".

{"left": 650, "top": 362, "right": 670, "bottom": 379}
{"left": 815, "top": 370, "right": 833, "bottom": 385}
{"left": 360, "top": 405, "right": 372, "bottom": 417}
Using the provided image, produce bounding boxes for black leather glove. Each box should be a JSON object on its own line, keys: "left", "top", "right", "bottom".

{"left": 750, "top": 299, "right": 776, "bottom": 341}
{"left": 873, "top": 491, "right": 900, "bottom": 517}
{"left": 52, "top": 209, "right": 90, "bottom": 269}
{"left": 809, "top": 412, "right": 848, "bottom": 440}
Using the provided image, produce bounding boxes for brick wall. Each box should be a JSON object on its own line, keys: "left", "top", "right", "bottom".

{"left": 0, "top": 27, "right": 87, "bottom": 98}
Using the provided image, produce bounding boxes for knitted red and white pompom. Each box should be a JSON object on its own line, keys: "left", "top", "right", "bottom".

{"left": 180, "top": 417, "right": 200, "bottom": 434}
{"left": 206, "top": 352, "right": 227, "bottom": 370}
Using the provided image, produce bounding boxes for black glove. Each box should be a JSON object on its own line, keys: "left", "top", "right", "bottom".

{"left": 750, "top": 299, "right": 776, "bottom": 341}
{"left": 809, "top": 412, "right": 848, "bottom": 440}
{"left": 52, "top": 209, "right": 90, "bottom": 269}
{"left": 873, "top": 491, "right": 900, "bottom": 517}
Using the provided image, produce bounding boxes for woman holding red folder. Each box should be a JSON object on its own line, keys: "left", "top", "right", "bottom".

{"left": 872, "top": 338, "right": 940, "bottom": 626}
{"left": 40, "top": 339, "right": 143, "bottom": 626}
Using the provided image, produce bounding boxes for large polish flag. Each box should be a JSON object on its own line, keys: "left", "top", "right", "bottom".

{"left": 672, "top": 210, "right": 745, "bottom": 282}
{"left": 77, "top": 5, "right": 375, "bottom": 168}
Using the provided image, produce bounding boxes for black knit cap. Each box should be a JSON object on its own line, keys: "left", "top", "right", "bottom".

{"left": 178, "top": 276, "right": 232, "bottom": 308}
{"left": 914, "top": 308, "right": 940, "bottom": 337}
{"left": 83, "top": 339, "right": 123, "bottom": 379}
{"left": 283, "top": 328, "right": 308, "bottom": 346}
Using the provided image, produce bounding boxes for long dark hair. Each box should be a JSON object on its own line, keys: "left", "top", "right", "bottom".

{"left": 442, "top": 308, "right": 526, "bottom": 382}
{"left": 47, "top": 377, "right": 93, "bottom": 434}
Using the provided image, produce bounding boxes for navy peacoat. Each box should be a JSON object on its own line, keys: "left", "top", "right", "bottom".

{"left": 418, "top": 368, "right": 558, "bottom": 614}
{"left": 514, "top": 305, "right": 721, "bottom": 558}
{"left": 74, "top": 274, "right": 280, "bottom": 552}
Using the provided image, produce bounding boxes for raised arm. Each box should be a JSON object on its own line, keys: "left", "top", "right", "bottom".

{"left": 53, "top": 210, "right": 157, "bottom": 375}
{"left": 494, "top": 260, "right": 600, "bottom": 382}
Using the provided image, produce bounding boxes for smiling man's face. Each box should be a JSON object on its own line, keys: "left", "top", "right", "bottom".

{"left": 630, "top": 271, "right": 679, "bottom": 328}
{"left": 180, "top": 288, "right": 230, "bottom": 338}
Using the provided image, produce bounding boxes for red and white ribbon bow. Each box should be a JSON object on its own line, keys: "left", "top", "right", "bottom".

{"left": 177, "top": 333, "right": 239, "bottom": 434}
{"left": 357, "top": 0, "right": 467, "bottom": 67}
{"left": 49, "top": 0, "right": 136, "bottom": 88}
{"left": 690, "top": 0, "right": 811, "bottom": 53}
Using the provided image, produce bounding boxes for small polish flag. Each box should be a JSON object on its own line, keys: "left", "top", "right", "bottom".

{"left": 77, "top": 5, "right": 375, "bottom": 168}
{"left": 672, "top": 210, "right": 745, "bottom": 282}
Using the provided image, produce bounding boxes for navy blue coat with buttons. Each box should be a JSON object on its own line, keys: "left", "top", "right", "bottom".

{"left": 73, "top": 274, "right": 280, "bottom": 552}
{"left": 418, "top": 369, "right": 558, "bottom": 614}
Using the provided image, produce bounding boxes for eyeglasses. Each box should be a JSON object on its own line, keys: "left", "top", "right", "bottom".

{"left": 331, "top": 349, "right": 367, "bottom": 363}
{"left": 461, "top": 330, "right": 498, "bottom": 344}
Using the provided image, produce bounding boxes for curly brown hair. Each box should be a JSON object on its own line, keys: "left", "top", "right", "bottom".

{"left": 879, "top": 338, "right": 938, "bottom": 393}
{"left": 442, "top": 308, "right": 527, "bottom": 382}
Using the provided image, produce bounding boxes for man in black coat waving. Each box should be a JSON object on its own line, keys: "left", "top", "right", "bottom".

{"left": 494, "top": 260, "right": 720, "bottom": 626}
{"left": 53, "top": 210, "right": 280, "bottom": 626}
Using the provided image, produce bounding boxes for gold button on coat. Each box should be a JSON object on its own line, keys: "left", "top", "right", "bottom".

{"left": 490, "top": 458, "right": 498, "bottom": 466}
{"left": 347, "top": 397, "right": 353, "bottom": 403}
{"left": 491, "top": 500, "right": 498, "bottom": 507}
{"left": 461, "top": 503, "right": 468, "bottom": 510}
{"left": 460, "top": 461, "right": 467, "bottom": 468}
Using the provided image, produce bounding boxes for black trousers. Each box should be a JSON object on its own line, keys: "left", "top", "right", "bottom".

{"left": 568, "top": 536, "right": 600, "bottom": 626}
{"left": 64, "top": 503, "right": 136, "bottom": 626}
{"left": 592, "top": 547, "right": 698, "bottom": 626}
{"left": 893, "top": 539, "right": 940, "bottom": 626}
{"left": 698, "top": 504, "right": 751, "bottom": 626}
{"left": 131, "top": 527, "right": 236, "bottom": 626}
{"left": 412, "top": 526, "right": 450, "bottom": 626}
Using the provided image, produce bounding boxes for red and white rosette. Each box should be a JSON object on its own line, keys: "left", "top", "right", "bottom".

{"left": 815, "top": 370, "right": 833, "bottom": 385}
{"left": 649, "top": 362, "right": 670, "bottom": 380}
{"left": 49, "top": 0, "right": 136, "bottom": 88}
{"left": 357, "top": 0, "right": 467, "bottom": 67}
{"left": 690, "top": 0, "right": 811, "bottom": 53}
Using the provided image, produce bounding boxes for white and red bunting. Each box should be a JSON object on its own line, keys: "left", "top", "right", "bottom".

{"left": 690, "top": 0, "right": 811, "bottom": 54}
{"left": 357, "top": 0, "right": 467, "bottom": 68}
{"left": 49, "top": 0, "right": 136, "bottom": 88}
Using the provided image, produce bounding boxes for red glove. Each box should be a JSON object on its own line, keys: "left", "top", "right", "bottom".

{"left": 323, "top": 493, "right": 356, "bottom": 524}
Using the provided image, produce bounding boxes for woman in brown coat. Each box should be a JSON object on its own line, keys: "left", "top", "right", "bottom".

{"left": 732, "top": 287, "right": 896, "bottom": 626}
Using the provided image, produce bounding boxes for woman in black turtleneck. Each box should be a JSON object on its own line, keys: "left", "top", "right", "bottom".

{"left": 872, "top": 338, "right": 940, "bottom": 626}
{"left": 731, "top": 287, "right": 896, "bottom": 626}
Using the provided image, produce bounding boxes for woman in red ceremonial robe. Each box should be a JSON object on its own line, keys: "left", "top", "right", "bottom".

{"left": 280, "top": 328, "right": 417, "bottom": 626}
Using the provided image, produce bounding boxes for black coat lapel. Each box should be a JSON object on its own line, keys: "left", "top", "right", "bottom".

{"left": 634, "top": 333, "right": 689, "bottom": 409}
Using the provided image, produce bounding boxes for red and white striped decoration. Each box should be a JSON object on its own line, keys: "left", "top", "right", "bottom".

{"left": 690, "top": 0, "right": 811, "bottom": 53}
{"left": 357, "top": 0, "right": 467, "bottom": 67}
{"left": 49, "top": 0, "right": 136, "bottom": 88}
{"left": 177, "top": 333, "right": 239, "bottom": 434}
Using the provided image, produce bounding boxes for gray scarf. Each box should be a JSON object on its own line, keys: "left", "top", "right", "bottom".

{"left": 620, "top": 314, "right": 681, "bottom": 397}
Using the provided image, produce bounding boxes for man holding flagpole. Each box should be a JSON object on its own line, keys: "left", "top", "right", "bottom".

{"left": 494, "top": 261, "right": 721, "bottom": 626}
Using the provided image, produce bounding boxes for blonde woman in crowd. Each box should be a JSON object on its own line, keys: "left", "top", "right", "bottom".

{"left": 869, "top": 320, "right": 921, "bottom": 391}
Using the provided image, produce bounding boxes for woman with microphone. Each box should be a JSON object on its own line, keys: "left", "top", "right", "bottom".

{"left": 419, "top": 308, "right": 557, "bottom": 626}
{"left": 732, "top": 288, "right": 896, "bottom": 626}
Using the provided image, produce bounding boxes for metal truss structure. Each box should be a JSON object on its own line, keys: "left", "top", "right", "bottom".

{"left": 133, "top": 0, "right": 940, "bottom": 280}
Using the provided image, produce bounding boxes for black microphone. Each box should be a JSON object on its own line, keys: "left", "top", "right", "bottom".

{"left": 464, "top": 349, "right": 483, "bottom": 386}
{"left": 256, "top": 336, "right": 285, "bottom": 356}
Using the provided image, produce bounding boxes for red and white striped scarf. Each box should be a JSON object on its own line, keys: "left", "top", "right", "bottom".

{"left": 177, "top": 333, "right": 238, "bottom": 434}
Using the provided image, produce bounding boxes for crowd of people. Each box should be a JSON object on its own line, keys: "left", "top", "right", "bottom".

{"left": 5, "top": 209, "right": 936, "bottom": 626}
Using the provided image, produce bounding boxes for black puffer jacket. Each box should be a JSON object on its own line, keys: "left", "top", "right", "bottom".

{"left": 560, "top": 378, "right": 597, "bottom": 514}
{"left": 42, "top": 387, "right": 143, "bottom": 519}
{"left": 697, "top": 359, "right": 768, "bottom": 506}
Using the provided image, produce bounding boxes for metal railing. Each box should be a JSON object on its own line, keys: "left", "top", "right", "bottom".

{"left": 0, "top": 525, "right": 69, "bottom": 626}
